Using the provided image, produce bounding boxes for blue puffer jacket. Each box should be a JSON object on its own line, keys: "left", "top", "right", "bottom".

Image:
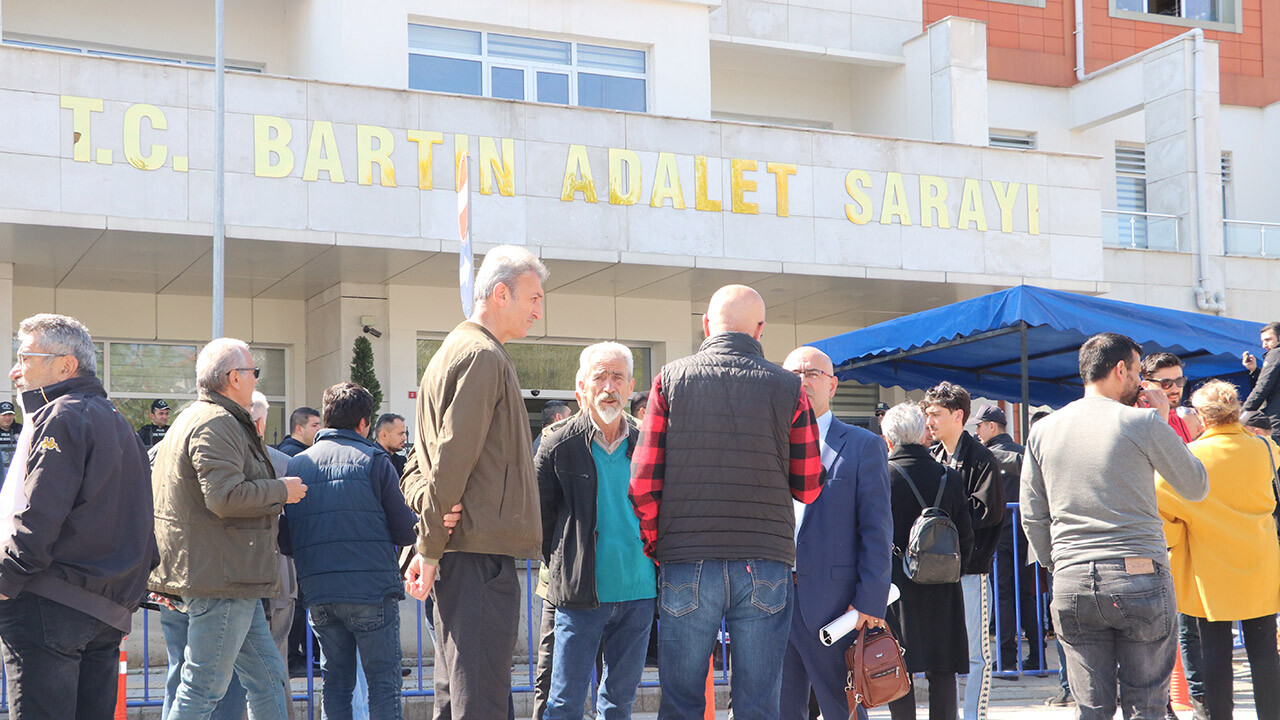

{"left": 282, "top": 428, "right": 417, "bottom": 607}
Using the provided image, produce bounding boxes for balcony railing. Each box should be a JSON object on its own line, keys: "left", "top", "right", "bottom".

{"left": 1224, "top": 219, "right": 1280, "bottom": 257}
{"left": 1101, "top": 210, "right": 1181, "bottom": 251}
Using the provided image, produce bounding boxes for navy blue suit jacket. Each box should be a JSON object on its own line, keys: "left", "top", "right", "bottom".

{"left": 794, "top": 417, "right": 894, "bottom": 632}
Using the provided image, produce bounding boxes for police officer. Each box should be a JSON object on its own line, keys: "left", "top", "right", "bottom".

{"left": 0, "top": 401, "right": 22, "bottom": 470}
{"left": 874, "top": 401, "right": 890, "bottom": 435}
{"left": 138, "top": 399, "right": 171, "bottom": 449}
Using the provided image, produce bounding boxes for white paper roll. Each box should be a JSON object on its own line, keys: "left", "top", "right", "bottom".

{"left": 817, "top": 584, "right": 901, "bottom": 646}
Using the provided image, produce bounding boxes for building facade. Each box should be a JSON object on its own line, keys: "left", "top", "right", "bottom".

{"left": 0, "top": 0, "right": 1276, "bottom": 434}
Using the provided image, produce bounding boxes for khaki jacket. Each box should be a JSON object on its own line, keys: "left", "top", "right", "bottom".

{"left": 148, "top": 391, "right": 288, "bottom": 598}
{"left": 402, "top": 321, "right": 541, "bottom": 563}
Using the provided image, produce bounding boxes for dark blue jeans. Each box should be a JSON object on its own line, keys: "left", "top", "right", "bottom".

{"left": 310, "top": 595, "right": 403, "bottom": 720}
{"left": 657, "top": 560, "right": 793, "bottom": 720}
{"left": 1050, "top": 560, "right": 1176, "bottom": 720}
{"left": 544, "top": 598, "right": 653, "bottom": 720}
{"left": 0, "top": 592, "right": 124, "bottom": 720}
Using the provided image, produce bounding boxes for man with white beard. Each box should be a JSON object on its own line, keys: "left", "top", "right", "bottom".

{"left": 536, "top": 342, "right": 654, "bottom": 720}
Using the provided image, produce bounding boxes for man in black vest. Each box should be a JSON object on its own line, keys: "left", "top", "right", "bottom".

{"left": 0, "top": 401, "right": 22, "bottom": 471}
{"left": 137, "top": 399, "right": 171, "bottom": 450}
{"left": 630, "top": 284, "right": 825, "bottom": 720}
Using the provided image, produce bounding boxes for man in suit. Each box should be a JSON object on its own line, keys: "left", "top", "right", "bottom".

{"left": 1243, "top": 321, "right": 1280, "bottom": 443}
{"left": 778, "top": 346, "right": 894, "bottom": 720}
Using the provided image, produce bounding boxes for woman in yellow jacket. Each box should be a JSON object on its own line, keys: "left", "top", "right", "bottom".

{"left": 1156, "top": 380, "right": 1280, "bottom": 720}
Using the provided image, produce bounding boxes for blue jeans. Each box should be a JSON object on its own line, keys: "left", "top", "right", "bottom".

{"left": 656, "top": 560, "right": 793, "bottom": 720}
{"left": 160, "top": 606, "right": 247, "bottom": 720}
{"left": 168, "top": 596, "right": 291, "bottom": 720}
{"left": 0, "top": 592, "right": 125, "bottom": 720}
{"left": 1049, "top": 560, "right": 1176, "bottom": 720}
{"left": 309, "top": 595, "right": 403, "bottom": 720}
{"left": 544, "top": 598, "right": 654, "bottom": 720}
{"left": 961, "top": 574, "right": 991, "bottom": 720}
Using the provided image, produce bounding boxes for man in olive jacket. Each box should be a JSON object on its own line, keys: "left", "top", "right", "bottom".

{"left": 149, "top": 338, "right": 308, "bottom": 720}
{"left": 402, "top": 245, "right": 548, "bottom": 720}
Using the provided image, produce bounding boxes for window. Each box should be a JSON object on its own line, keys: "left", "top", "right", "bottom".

{"left": 1, "top": 34, "right": 264, "bottom": 72}
{"left": 1110, "top": 0, "right": 1241, "bottom": 31}
{"left": 417, "top": 338, "right": 650, "bottom": 393}
{"left": 989, "top": 130, "right": 1037, "bottom": 150}
{"left": 1115, "top": 144, "right": 1148, "bottom": 247}
{"left": 408, "top": 24, "right": 647, "bottom": 112}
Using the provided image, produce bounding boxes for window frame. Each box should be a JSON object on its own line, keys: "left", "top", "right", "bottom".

{"left": 1108, "top": 0, "right": 1243, "bottom": 33}
{"left": 407, "top": 23, "right": 649, "bottom": 112}
{"left": 0, "top": 33, "right": 265, "bottom": 72}
{"left": 102, "top": 339, "right": 289, "bottom": 443}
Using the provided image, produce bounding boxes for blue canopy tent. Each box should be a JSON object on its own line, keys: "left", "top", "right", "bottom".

{"left": 810, "top": 285, "right": 1261, "bottom": 437}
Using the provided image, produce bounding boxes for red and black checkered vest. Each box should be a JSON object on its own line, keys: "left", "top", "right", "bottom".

{"left": 655, "top": 332, "right": 802, "bottom": 566}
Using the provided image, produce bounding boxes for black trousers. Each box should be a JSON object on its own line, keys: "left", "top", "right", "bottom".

{"left": 532, "top": 599, "right": 556, "bottom": 720}
{"left": 432, "top": 552, "right": 521, "bottom": 720}
{"left": 1195, "top": 615, "right": 1280, "bottom": 720}
{"left": 888, "top": 672, "right": 957, "bottom": 720}
{"left": 0, "top": 592, "right": 124, "bottom": 720}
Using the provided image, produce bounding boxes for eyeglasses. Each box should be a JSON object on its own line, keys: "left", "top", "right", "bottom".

{"left": 228, "top": 367, "right": 261, "bottom": 379}
{"left": 790, "top": 369, "right": 833, "bottom": 381}
{"left": 1150, "top": 377, "right": 1186, "bottom": 390}
{"left": 15, "top": 351, "right": 66, "bottom": 364}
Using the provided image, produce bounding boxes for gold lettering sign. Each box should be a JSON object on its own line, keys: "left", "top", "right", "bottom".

{"left": 58, "top": 95, "right": 1046, "bottom": 236}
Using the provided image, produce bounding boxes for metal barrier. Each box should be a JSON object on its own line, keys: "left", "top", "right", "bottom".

{"left": 0, "top": 560, "right": 734, "bottom": 716}
{"left": 4, "top": 502, "right": 1176, "bottom": 710}
{"left": 988, "top": 502, "right": 1053, "bottom": 680}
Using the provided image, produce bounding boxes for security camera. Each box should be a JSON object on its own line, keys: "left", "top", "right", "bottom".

{"left": 362, "top": 325, "right": 383, "bottom": 339}
{"left": 530, "top": 389, "right": 541, "bottom": 397}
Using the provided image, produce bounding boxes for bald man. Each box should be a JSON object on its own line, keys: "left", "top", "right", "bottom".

{"left": 778, "top": 347, "right": 893, "bottom": 720}
{"left": 629, "top": 284, "right": 826, "bottom": 720}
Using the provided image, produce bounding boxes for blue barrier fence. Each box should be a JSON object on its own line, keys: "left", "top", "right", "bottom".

{"left": 7, "top": 501, "right": 1238, "bottom": 713}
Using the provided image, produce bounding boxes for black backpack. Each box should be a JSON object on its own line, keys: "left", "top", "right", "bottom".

{"left": 890, "top": 462, "right": 962, "bottom": 584}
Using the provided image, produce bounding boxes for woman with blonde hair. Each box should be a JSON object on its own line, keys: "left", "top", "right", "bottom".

{"left": 1157, "top": 379, "right": 1280, "bottom": 720}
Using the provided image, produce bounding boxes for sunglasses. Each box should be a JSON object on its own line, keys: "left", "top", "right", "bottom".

{"left": 1148, "top": 377, "right": 1186, "bottom": 390}
{"left": 228, "top": 367, "right": 261, "bottom": 379}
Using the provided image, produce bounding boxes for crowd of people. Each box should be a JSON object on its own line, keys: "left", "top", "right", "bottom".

{"left": 0, "top": 246, "right": 1277, "bottom": 720}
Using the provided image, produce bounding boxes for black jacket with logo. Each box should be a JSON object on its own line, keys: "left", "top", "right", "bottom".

{"left": 138, "top": 423, "right": 169, "bottom": 450}
{"left": 0, "top": 376, "right": 156, "bottom": 632}
{"left": 933, "top": 431, "right": 1005, "bottom": 575}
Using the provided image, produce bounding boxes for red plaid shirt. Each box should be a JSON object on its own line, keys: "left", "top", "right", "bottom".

{"left": 628, "top": 373, "right": 825, "bottom": 560}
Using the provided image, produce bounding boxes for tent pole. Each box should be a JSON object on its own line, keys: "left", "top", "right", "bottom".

{"left": 1020, "top": 321, "right": 1030, "bottom": 442}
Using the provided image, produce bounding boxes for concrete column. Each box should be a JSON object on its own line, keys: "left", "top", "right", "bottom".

{"left": 283, "top": 0, "right": 409, "bottom": 89}
{"left": 303, "top": 282, "right": 391, "bottom": 413}
{"left": 1142, "top": 37, "right": 1224, "bottom": 286}
{"left": 903, "top": 17, "right": 989, "bottom": 146}
{"left": 0, "top": 263, "right": 12, "bottom": 402}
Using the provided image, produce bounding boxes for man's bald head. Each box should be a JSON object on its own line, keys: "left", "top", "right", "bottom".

{"left": 783, "top": 345, "right": 838, "bottom": 416}
{"left": 782, "top": 346, "right": 834, "bottom": 375}
{"left": 703, "top": 284, "right": 766, "bottom": 338}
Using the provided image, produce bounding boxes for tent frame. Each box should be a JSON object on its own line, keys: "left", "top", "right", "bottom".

{"left": 835, "top": 322, "right": 1035, "bottom": 441}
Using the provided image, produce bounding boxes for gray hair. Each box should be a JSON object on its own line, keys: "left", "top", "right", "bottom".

{"left": 249, "top": 391, "right": 269, "bottom": 423}
{"left": 17, "top": 314, "right": 97, "bottom": 376}
{"left": 196, "top": 338, "right": 252, "bottom": 394}
{"left": 576, "top": 342, "right": 634, "bottom": 385}
{"left": 882, "top": 402, "right": 927, "bottom": 447}
{"left": 474, "top": 245, "right": 548, "bottom": 304}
